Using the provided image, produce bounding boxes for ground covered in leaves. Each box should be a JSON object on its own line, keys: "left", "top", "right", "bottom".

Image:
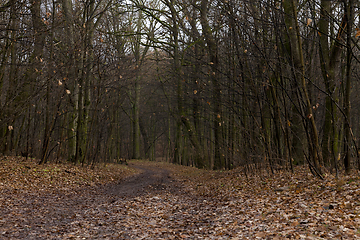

{"left": 1, "top": 157, "right": 360, "bottom": 239}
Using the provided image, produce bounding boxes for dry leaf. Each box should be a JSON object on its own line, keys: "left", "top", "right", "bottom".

{"left": 307, "top": 18, "right": 312, "bottom": 26}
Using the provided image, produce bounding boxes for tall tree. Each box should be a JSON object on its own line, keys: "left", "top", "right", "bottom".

{"left": 283, "top": 0, "right": 322, "bottom": 175}
{"left": 200, "top": 0, "right": 224, "bottom": 169}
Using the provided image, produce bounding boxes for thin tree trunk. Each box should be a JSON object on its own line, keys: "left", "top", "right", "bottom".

{"left": 344, "top": 0, "right": 353, "bottom": 174}
{"left": 200, "top": 0, "right": 223, "bottom": 170}
{"left": 290, "top": 0, "right": 322, "bottom": 174}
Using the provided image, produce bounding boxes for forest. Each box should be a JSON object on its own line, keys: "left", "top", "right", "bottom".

{"left": 2, "top": 0, "right": 360, "bottom": 238}
{"left": 0, "top": 0, "right": 360, "bottom": 176}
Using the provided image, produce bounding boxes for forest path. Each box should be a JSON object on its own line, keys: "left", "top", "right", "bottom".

{"left": 1, "top": 160, "right": 359, "bottom": 239}
{"left": 104, "top": 163, "right": 174, "bottom": 198}
{"left": 0, "top": 162, "right": 235, "bottom": 239}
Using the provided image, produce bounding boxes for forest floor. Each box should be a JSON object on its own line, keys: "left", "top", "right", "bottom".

{"left": 0, "top": 157, "right": 360, "bottom": 239}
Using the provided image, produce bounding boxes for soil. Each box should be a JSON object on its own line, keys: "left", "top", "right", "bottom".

{"left": 104, "top": 164, "right": 174, "bottom": 198}
{"left": 0, "top": 162, "right": 195, "bottom": 239}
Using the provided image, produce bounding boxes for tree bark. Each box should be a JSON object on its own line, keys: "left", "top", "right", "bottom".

{"left": 344, "top": 0, "right": 353, "bottom": 174}
{"left": 200, "top": 0, "right": 224, "bottom": 170}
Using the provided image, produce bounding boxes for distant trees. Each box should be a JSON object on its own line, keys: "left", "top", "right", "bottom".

{"left": 0, "top": 0, "right": 359, "bottom": 176}
{"left": 139, "top": 0, "right": 360, "bottom": 175}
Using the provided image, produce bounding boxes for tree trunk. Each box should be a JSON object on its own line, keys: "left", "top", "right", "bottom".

{"left": 284, "top": 0, "right": 322, "bottom": 175}
{"left": 318, "top": 0, "right": 345, "bottom": 169}
{"left": 344, "top": 0, "right": 353, "bottom": 174}
{"left": 200, "top": 0, "right": 224, "bottom": 170}
{"left": 61, "top": 0, "right": 78, "bottom": 162}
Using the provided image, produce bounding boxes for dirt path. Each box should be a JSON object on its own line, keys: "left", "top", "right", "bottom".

{"left": 104, "top": 164, "right": 173, "bottom": 198}
{"left": 1, "top": 161, "right": 359, "bottom": 239}
{"left": 0, "top": 162, "right": 222, "bottom": 239}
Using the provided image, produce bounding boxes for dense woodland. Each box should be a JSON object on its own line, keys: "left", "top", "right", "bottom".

{"left": 0, "top": 0, "right": 359, "bottom": 176}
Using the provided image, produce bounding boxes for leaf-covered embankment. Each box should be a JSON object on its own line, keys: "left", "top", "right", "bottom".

{"left": 0, "top": 156, "right": 137, "bottom": 194}
{"left": 163, "top": 162, "right": 360, "bottom": 239}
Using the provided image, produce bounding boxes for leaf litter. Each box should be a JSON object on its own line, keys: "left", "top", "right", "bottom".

{"left": 0, "top": 157, "right": 360, "bottom": 239}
